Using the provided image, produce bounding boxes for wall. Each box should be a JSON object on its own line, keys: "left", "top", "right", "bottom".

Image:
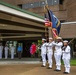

{"left": 66, "top": 0, "right": 76, "bottom": 21}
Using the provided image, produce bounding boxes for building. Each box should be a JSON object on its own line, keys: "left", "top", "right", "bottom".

{"left": 0, "top": 0, "right": 76, "bottom": 57}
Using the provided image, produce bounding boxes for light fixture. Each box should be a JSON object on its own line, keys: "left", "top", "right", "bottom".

{"left": 31, "top": 4, "right": 33, "bottom": 6}
{"left": 54, "top": 0, "right": 57, "bottom": 2}
{"left": 42, "top": 2, "right": 45, "bottom": 4}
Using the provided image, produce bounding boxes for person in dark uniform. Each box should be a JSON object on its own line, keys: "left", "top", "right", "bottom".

{"left": 17, "top": 44, "right": 23, "bottom": 59}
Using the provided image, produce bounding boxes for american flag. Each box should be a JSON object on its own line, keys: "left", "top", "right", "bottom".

{"left": 45, "top": 18, "right": 52, "bottom": 27}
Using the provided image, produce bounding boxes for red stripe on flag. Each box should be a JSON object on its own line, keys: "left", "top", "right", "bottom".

{"left": 52, "top": 29, "right": 58, "bottom": 38}
{"left": 45, "top": 18, "right": 52, "bottom": 27}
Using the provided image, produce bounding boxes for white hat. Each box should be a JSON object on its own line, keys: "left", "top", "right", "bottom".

{"left": 42, "top": 38, "right": 46, "bottom": 41}
{"left": 57, "top": 37, "right": 62, "bottom": 39}
{"left": 49, "top": 37, "right": 53, "bottom": 40}
{"left": 63, "top": 40, "right": 68, "bottom": 43}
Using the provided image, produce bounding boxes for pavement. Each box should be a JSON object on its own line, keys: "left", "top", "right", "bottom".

{"left": 0, "top": 64, "right": 76, "bottom": 75}
{"left": 0, "top": 58, "right": 76, "bottom": 75}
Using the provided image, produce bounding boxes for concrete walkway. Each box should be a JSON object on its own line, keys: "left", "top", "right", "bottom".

{"left": 0, "top": 64, "right": 76, "bottom": 75}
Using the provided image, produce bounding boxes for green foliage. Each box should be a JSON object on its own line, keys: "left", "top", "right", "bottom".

{"left": 62, "top": 59, "right": 76, "bottom": 66}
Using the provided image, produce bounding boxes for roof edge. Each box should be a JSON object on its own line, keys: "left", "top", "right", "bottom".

{"left": 0, "top": 1, "right": 44, "bottom": 20}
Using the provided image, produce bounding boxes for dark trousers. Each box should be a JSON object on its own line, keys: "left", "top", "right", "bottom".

{"left": 18, "top": 51, "right": 22, "bottom": 59}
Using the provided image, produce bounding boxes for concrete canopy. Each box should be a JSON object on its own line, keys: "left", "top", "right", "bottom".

{"left": 0, "top": 1, "right": 45, "bottom": 40}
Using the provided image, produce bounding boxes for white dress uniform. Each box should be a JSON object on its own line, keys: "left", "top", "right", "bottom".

{"left": 62, "top": 41, "right": 71, "bottom": 73}
{"left": 4, "top": 46, "right": 9, "bottom": 59}
{"left": 41, "top": 42, "right": 47, "bottom": 66}
{"left": 0, "top": 45, "right": 3, "bottom": 59}
{"left": 10, "top": 46, "right": 15, "bottom": 59}
{"left": 53, "top": 41, "right": 63, "bottom": 70}
{"left": 47, "top": 41, "right": 54, "bottom": 68}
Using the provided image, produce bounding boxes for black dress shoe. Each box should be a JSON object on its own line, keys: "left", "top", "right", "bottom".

{"left": 54, "top": 69, "right": 61, "bottom": 71}
{"left": 63, "top": 72, "right": 69, "bottom": 74}
{"left": 47, "top": 67, "right": 52, "bottom": 69}
{"left": 63, "top": 72, "right": 66, "bottom": 73}
{"left": 41, "top": 65, "right": 45, "bottom": 67}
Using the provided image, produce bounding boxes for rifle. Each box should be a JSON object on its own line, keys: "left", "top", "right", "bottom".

{"left": 68, "top": 38, "right": 75, "bottom": 45}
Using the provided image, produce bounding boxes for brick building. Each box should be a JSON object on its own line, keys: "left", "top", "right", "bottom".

{"left": 0, "top": 0, "right": 76, "bottom": 57}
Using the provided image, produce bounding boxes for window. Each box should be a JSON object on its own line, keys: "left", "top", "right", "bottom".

{"left": 53, "top": 0, "right": 59, "bottom": 5}
{"left": 22, "top": 0, "right": 60, "bottom": 9}
{"left": 60, "top": 20, "right": 66, "bottom": 23}
{"left": 48, "top": 0, "right": 53, "bottom": 5}
{"left": 59, "top": 0, "right": 64, "bottom": 5}
{"left": 40, "top": 1, "right": 46, "bottom": 7}
{"left": 33, "top": 2, "right": 40, "bottom": 7}
{"left": 18, "top": 4, "right": 22, "bottom": 9}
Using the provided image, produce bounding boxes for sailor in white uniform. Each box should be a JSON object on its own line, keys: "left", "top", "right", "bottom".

{"left": 62, "top": 40, "right": 71, "bottom": 74}
{"left": 10, "top": 44, "right": 15, "bottom": 59}
{"left": 53, "top": 37, "right": 63, "bottom": 71}
{"left": 4, "top": 44, "right": 9, "bottom": 59}
{"left": 41, "top": 38, "right": 47, "bottom": 67}
{"left": 47, "top": 37, "right": 54, "bottom": 69}
{"left": 0, "top": 43, "right": 3, "bottom": 59}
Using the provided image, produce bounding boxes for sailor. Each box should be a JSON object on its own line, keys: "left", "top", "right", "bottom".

{"left": 62, "top": 40, "right": 71, "bottom": 74}
{"left": 53, "top": 37, "right": 63, "bottom": 71}
{"left": 4, "top": 44, "right": 9, "bottom": 59}
{"left": 41, "top": 38, "right": 47, "bottom": 67}
{"left": 47, "top": 37, "right": 54, "bottom": 69}
{"left": 10, "top": 44, "right": 15, "bottom": 59}
{"left": 0, "top": 43, "right": 3, "bottom": 59}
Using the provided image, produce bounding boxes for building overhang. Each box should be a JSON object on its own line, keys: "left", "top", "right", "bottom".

{"left": 0, "top": 1, "right": 45, "bottom": 40}
{"left": 0, "top": 1, "right": 44, "bottom": 23}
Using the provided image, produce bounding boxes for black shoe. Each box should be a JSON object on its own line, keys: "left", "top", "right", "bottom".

{"left": 47, "top": 67, "right": 52, "bottom": 69}
{"left": 54, "top": 69, "right": 61, "bottom": 71}
{"left": 63, "top": 72, "right": 69, "bottom": 74}
{"left": 41, "top": 65, "right": 45, "bottom": 67}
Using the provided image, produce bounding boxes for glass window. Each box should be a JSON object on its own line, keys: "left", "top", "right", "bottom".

{"left": 22, "top": 4, "right": 28, "bottom": 9}
{"left": 22, "top": 0, "right": 59, "bottom": 9}
{"left": 29, "top": 3, "right": 34, "bottom": 8}
{"left": 33, "top": 2, "right": 40, "bottom": 7}
{"left": 40, "top": 1, "right": 46, "bottom": 7}
{"left": 48, "top": 0, "right": 53, "bottom": 5}
{"left": 53, "top": 0, "right": 59, "bottom": 5}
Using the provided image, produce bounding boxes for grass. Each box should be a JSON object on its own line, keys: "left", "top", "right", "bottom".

{"left": 70, "top": 59, "right": 76, "bottom": 66}
{"left": 62, "top": 58, "right": 76, "bottom": 66}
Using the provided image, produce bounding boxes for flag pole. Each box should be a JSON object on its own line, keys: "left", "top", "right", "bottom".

{"left": 44, "top": 6, "right": 48, "bottom": 41}
{"left": 44, "top": 0, "right": 49, "bottom": 42}
{"left": 44, "top": 0, "right": 54, "bottom": 40}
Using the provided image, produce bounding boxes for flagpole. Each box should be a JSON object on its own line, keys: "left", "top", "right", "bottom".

{"left": 44, "top": 6, "right": 47, "bottom": 41}
{"left": 44, "top": 0, "right": 55, "bottom": 40}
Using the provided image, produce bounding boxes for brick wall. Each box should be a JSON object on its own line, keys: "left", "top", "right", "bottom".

{"left": 66, "top": 0, "right": 76, "bottom": 21}
{"left": 60, "top": 24, "right": 76, "bottom": 38}
{"left": 1, "top": 0, "right": 76, "bottom": 21}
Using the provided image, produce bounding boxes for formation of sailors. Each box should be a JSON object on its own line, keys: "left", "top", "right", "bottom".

{"left": 41, "top": 37, "right": 71, "bottom": 74}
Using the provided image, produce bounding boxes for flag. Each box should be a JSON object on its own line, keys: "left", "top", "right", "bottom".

{"left": 44, "top": 14, "right": 52, "bottom": 27}
{"left": 30, "top": 44, "right": 36, "bottom": 55}
{"left": 47, "top": 10, "right": 61, "bottom": 38}
{"left": 52, "top": 28, "right": 58, "bottom": 39}
{"left": 48, "top": 10, "right": 61, "bottom": 34}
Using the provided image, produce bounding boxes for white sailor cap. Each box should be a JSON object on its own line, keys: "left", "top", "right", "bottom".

{"left": 49, "top": 37, "right": 53, "bottom": 40}
{"left": 63, "top": 40, "right": 68, "bottom": 43}
{"left": 57, "top": 37, "right": 62, "bottom": 39}
{"left": 42, "top": 38, "right": 46, "bottom": 41}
